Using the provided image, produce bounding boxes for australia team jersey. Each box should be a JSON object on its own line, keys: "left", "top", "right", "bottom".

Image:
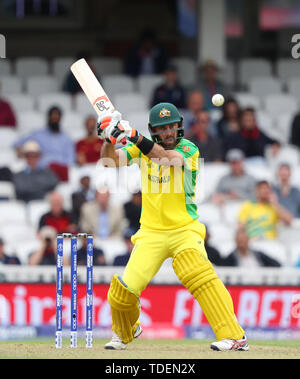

{"left": 121, "top": 138, "right": 200, "bottom": 230}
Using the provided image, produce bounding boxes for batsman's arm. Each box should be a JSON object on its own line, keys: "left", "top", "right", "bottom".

{"left": 100, "top": 141, "right": 129, "bottom": 167}
{"left": 145, "top": 140, "right": 184, "bottom": 166}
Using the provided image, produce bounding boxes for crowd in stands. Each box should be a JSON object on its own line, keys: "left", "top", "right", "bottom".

{"left": 1, "top": 32, "right": 300, "bottom": 268}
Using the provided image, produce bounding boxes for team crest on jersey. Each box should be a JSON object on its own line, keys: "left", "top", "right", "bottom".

{"left": 159, "top": 108, "right": 171, "bottom": 118}
{"left": 182, "top": 145, "right": 190, "bottom": 152}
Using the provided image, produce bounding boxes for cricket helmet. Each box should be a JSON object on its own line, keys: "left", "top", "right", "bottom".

{"left": 148, "top": 102, "right": 184, "bottom": 147}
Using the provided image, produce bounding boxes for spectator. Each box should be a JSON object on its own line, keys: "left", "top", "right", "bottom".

{"left": 123, "top": 191, "right": 142, "bottom": 232}
{"left": 0, "top": 84, "right": 17, "bottom": 127}
{"left": 113, "top": 228, "right": 135, "bottom": 266}
{"left": 216, "top": 98, "right": 240, "bottom": 138}
{"left": 0, "top": 237, "right": 21, "bottom": 265}
{"left": 223, "top": 108, "right": 277, "bottom": 159}
{"left": 71, "top": 170, "right": 96, "bottom": 226}
{"left": 290, "top": 112, "right": 300, "bottom": 150}
{"left": 222, "top": 227, "right": 281, "bottom": 267}
{"left": 0, "top": 166, "right": 12, "bottom": 182}
{"left": 14, "top": 106, "right": 75, "bottom": 182}
{"left": 13, "top": 140, "right": 59, "bottom": 202}
{"left": 63, "top": 51, "right": 98, "bottom": 95}
{"left": 273, "top": 163, "right": 300, "bottom": 218}
{"left": 212, "top": 149, "right": 256, "bottom": 206}
{"left": 124, "top": 28, "right": 168, "bottom": 77}
{"left": 204, "top": 227, "right": 224, "bottom": 266}
{"left": 151, "top": 64, "right": 186, "bottom": 109}
{"left": 189, "top": 110, "right": 223, "bottom": 162}
{"left": 28, "top": 226, "right": 58, "bottom": 266}
{"left": 180, "top": 90, "right": 205, "bottom": 132}
{"left": 80, "top": 186, "right": 124, "bottom": 238}
{"left": 238, "top": 180, "right": 293, "bottom": 240}
{"left": 77, "top": 238, "right": 106, "bottom": 266}
{"left": 196, "top": 59, "right": 227, "bottom": 111}
{"left": 76, "top": 116, "right": 103, "bottom": 165}
{"left": 39, "top": 191, "right": 76, "bottom": 234}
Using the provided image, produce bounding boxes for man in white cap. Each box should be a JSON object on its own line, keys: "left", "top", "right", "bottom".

{"left": 13, "top": 140, "right": 59, "bottom": 202}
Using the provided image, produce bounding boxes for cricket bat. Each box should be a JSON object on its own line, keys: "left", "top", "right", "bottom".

{"left": 70, "top": 58, "right": 126, "bottom": 145}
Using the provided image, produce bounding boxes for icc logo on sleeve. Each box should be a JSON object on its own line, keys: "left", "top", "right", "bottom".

{"left": 0, "top": 35, "right": 6, "bottom": 58}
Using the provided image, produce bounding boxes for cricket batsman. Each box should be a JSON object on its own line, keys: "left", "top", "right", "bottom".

{"left": 97, "top": 102, "right": 248, "bottom": 352}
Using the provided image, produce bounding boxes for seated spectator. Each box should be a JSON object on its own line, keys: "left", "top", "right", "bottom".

{"left": 80, "top": 186, "right": 124, "bottom": 238}
{"left": 180, "top": 90, "right": 205, "bottom": 132}
{"left": 63, "top": 51, "right": 98, "bottom": 95}
{"left": 290, "top": 112, "right": 300, "bottom": 150}
{"left": 212, "top": 149, "right": 256, "bottom": 206}
{"left": 223, "top": 108, "right": 277, "bottom": 159}
{"left": 273, "top": 163, "right": 300, "bottom": 218}
{"left": 238, "top": 180, "right": 293, "bottom": 240}
{"left": 76, "top": 116, "right": 103, "bottom": 165}
{"left": 113, "top": 228, "right": 135, "bottom": 266}
{"left": 151, "top": 64, "right": 186, "bottom": 109}
{"left": 14, "top": 106, "right": 75, "bottom": 182}
{"left": 123, "top": 191, "right": 142, "bottom": 232}
{"left": 13, "top": 141, "right": 59, "bottom": 202}
{"left": 0, "top": 84, "right": 17, "bottom": 127}
{"left": 0, "top": 237, "right": 21, "bottom": 265}
{"left": 77, "top": 238, "right": 106, "bottom": 266}
{"left": 222, "top": 227, "right": 281, "bottom": 267}
{"left": 71, "top": 170, "right": 96, "bottom": 226}
{"left": 216, "top": 98, "right": 240, "bottom": 138}
{"left": 28, "top": 226, "right": 58, "bottom": 266}
{"left": 39, "top": 191, "right": 76, "bottom": 234}
{"left": 196, "top": 59, "right": 227, "bottom": 111}
{"left": 124, "top": 28, "right": 168, "bottom": 77}
{"left": 0, "top": 166, "right": 12, "bottom": 182}
{"left": 189, "top": 110, "right": 223, "bottom": 162}
{"left": 204, "top": 227, "right": 224, "bottom": 266}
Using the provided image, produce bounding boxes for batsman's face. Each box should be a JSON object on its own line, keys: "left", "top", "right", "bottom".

{"left": 153, "top": 123, "right": 178, "bottom": 150}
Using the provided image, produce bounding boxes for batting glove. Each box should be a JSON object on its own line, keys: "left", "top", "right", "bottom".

{"left": 97, "top": 111, "right": 126, "bottom": 144}
{"left": 109, "top": 120, "right": 140, "bottom": 145}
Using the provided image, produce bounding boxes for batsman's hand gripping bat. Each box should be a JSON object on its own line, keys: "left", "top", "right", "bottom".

{"left": 70, "top": 58, "right": 126, "bottom": 145}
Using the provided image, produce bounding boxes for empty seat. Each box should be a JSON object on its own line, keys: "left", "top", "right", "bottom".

{"left": 91, "top": 57, "right": 123, "bottom": 76}
{"left": 266, "top": 145, "right": 300, "bottom": 169}
{"left": 52, "top": 57, "right": 75, "bottom": 88}
{"left": 36, "top": 92, "right": 72, "bottom": 113}
{"left": 18, "top": 111, "right": 45, "bottom": 135}
{"left": 74, "top": 92, "right": 95, "bottom": 117}
{"left": 61, "top": 111, "right": 85, "bottom": 134}
{"left": 102, "top": 75, "right": 135, "bottom": 100}
{"left": 0, "top": 182, "right": 15, "bottom": 200}
{"left": 238, "top": 58, "right": 273, "bottom": 88}
{"left": 0, "top": 201, "right": 27, "bottom": 225}
{"left": 276, "top": 58, "right": 300, "bottom": 83}
{"left": 26, "top": 75, "right": 59, "bottom": 97}
{"left": 219, "top": 61, "right": 236, "bottom": 89}
{"left": 201, "top": 162, "right": 230, "bottom": 200}
{"left": 171, "top": 57, "right": 197, "bottom": 86}
{"left": 264, "top": 94, "right": 298, "bottom": 118}
{"left": 1, "top": 224, "right": 36, "bottom": 244}
{"left": 114, "top": 93, "right": 148, "bottom": 117}
{"left": 286, "top": 77, "right": 300, "bottom": 99}
{"left": 222, "top": 200, "right": 244, "bottom": 225}
{"left": 15, "top": 57, "right": 49, "bottom": 79}
{"left": 0, "top": 59, "right": 12, "bottom": 76}
{"left": 0, "top": 128, "right": 18, "bottom": 148}
{"left": 94, "top": 236, "right": 126, "bottom": 265}
{"left": 0, "top": 76, "right": 23, "bottom": 95}
{"left": 234, "top": 92, "right": 261, "bottom": 109}
{"left": 4, "top": 94, "right": 35, "bottom": 112}
{"left": 249, "top": 239, "right": 288, "bottom": 266}
{"left": 27, "top": 200, "right": 50, "bottom": 229}
{"left": 208, "top": 223, "right": 236, "bottom": 245}
{"left": 136, "top": 74, "right": 164, "bottom": 105}
{"left": 197, "top": 202, "right": 221, "bottom": 225}
{"left": 256, "top": 110, "right": 273, "bottom": 133}
{"left": 274, "top": 112, "right": 294, "bottom": 144}
{"left": 249, "top": 77, "right": 282, "bottom": 98}
{"left": 127, "top": 110, "right": 151, "bottom": 137}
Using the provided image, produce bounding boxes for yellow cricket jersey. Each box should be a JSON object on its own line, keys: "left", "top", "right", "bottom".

{"left": 121, "top": 138, "right": 200, "bottom": 230}
{"left": 238, "top": 200, "right": 279, "bottom": 239}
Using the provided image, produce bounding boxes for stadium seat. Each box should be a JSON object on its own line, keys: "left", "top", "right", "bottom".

{"left": 208, "top": 223, "right": 236, "bottom": 246}
{"left": 0, "top": 200, "right": 27, "bottom": 225}
{"left": 4, "top": 94, "right": 35, "bottom": 112}
{"left": 256, "top": 110, "right": 273, "bottom": 135}
{"left": 0, "top": 59, "right": 12, "bottom": 76}
{"left": 200, "top": 162, "right": 230, "bottom": 200}
{"left": 211, "top": 239, "right": 236, "bottom": 258}
{"left": 18, "top": 111, "right": 45, "bottom": 135}
{"left": 234, "top": 92, "right": 261, "bottom": 109}
{"left": 55, "top": 183, "right": 73, "bottom": 210}
{"left": 74, "top": 92, "right": 95, "bottom": 117}
{"left": 61, "top": 111, "right": 85, "bottom": 135}
{"left": 102, "top": 75, "right": 135, "bottom": 99}
{"left": 127, "top": 111, "right": 150, "bottom": 137}
{"left": 114, "top": 93, "right": 148, "bottom": 117}
{"left": 15, "top": 57, "right": 49, "bottom": 79}
{"left": 0, "top": 128, "right": 18, "bottom": 148}
{"left": 136, "top": 74, "right": 164, "bottom": 106}
{"left": 249, "top": 239, "right": 288, "bottom": 266}
{"left": 52, "top": 57, "right": 75, "bottom": 89}
{"left": 244, "top": 161, "right": 273, "bottom": 181}
{"left": 94, "top": 236, "right": 127, "bottom": 265}
{"left": 286, "top": 77, "right": 300, "bottom": 99}
{"left": 275, "top": 58, "right": 300, "bottom": 83}
{"left": 0, "top": 182, "right": 15, "bottom": 200}
{"left": 219, "top": 60, "right": 236, "bottom": 89}
{"left": 27, "top": 200, "right": 50, "bottom": 230}
{"left": 91, "top": 57, "right": 123, "bottom": 76}
{"left": 265, "top": 145, "right": 300, "bottom": 170}
{"left": 274, "top": 112, "right": 294, "bottom": 144}
{"left": 197, "top": 202, "right": 221, "bottom": 225}
{"left": 0, "top": 148, "right": 17, "bottom": 167}
{"left": 36, "top": 92, "right": 72, "bottom": 114}
{"left": 26, "top": 75, "right": 59, "bottom": 97}
{"left": 0, "top": 76, "right": 23, "bottom": 94}
{"left": 263, "top": 94, "right": 298, "bottom": 118}
{"left": 222, "top": 200, "right": 244, "bottom": 225}
{"left": 13, "top": 239, "right": 40, "bottom": 264}
{"left": 171, "top": 57, "right": 197, "bottom": 86}
{"left": 238, "top": 58, "right": 273, "bottom": 88}
{"left": 288, "top": 241, "right": 300, "bottom": 267}
{"left": 1, "top": 224, "right": 36, "bottom": 244}
{"left": 248, "top": 76, "right": 282, "bottom": 98}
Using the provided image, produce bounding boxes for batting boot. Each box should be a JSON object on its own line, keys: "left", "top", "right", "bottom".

{"left": 210, "top": 335, "right": 249, "bottom": 351}
{"left": 104, "top": 325, "right": 143, "bottom": 350}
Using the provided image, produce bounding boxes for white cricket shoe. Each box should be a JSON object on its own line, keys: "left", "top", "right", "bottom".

{"left": 104, "top": 325, "right": 143, "bottom": 350}
{"left": 210, "top": 335, "right": 249, "bottom": 351}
